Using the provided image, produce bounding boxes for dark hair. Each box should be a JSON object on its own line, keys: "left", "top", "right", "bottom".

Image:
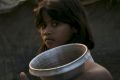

{"left": 34, "top": 0, "right": 94, "bottom": 52}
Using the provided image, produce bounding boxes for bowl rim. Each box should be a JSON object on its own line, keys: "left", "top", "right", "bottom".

{"left": 29, "top": 43, "right": 88, "bottom": 71}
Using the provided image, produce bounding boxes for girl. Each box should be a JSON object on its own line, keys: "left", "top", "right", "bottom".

{"left": 20, "top": 0, "right": 113, "bottom": 80}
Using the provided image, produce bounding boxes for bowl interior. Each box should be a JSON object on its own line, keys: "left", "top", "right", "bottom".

{"left": 30, "top": 44, "right": 86, "bottom": 70}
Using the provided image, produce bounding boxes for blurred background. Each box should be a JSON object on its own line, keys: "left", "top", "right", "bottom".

{"left": 0, "top": 0, "right": 120, "bottom": 80}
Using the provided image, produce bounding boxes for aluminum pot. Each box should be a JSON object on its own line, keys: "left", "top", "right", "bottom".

{"left": 29, "top": 43, "right": 94, "bottom": 80}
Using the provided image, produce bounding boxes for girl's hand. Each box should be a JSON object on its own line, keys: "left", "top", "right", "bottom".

{"left": 19, "top": 72, "right": 29, "bottom": 80}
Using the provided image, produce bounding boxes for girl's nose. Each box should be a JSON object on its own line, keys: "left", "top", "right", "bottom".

{"left": 43, "top": 25, "right": 52, "bottom": 35}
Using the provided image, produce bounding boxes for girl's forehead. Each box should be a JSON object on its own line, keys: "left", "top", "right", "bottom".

{"left": 42, "top": 10, "right": 52, "bottom": 22}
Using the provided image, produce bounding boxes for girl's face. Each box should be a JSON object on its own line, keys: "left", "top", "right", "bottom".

{"left": 38, "top": 11, "right": 76, "bottom": 49}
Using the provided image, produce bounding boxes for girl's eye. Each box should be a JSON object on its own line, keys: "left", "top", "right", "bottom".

{"left": 39, "top": 23, "right": 46, "bottom": 29}
{"left": 51, "top": 20, "right": 59, "bottom": 27}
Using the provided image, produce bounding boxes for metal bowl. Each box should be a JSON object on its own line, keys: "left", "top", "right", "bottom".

{"left": 29, "top": 43, "right": 93, "bottom": 80}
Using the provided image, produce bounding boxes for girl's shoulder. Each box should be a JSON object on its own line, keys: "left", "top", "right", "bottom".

{"left": 81, "top": 61, "right": 113, "bottom": 80}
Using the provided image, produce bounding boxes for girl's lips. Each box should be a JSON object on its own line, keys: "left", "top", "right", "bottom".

{"left": 45, "top": 38, "right": 54, "bottom": 41}
{"left": 45, "top": 38, "right": 55, "bottom": 43}
{"left": 46, "top": 39, "right": 54, "bottom": 42}
{"left": 45, "top": 39, "right": 55, "bottom": 48}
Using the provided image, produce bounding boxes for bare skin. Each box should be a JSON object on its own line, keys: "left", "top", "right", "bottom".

{"left": 20, "top": 72, "right": 29, "bottom": 80}
{"left": 75, "top": 60, "right": 113, "bottom": 80}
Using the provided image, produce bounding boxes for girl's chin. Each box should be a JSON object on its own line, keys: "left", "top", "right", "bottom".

{"left": 45, "top": 43, "right": 56, "bottom": 48}
{"left": 46, "top": 43, "right": 60, "bottom": 49}
{"left": 46, "top": 45, "right": 56, "bottom": 49}
{"left": 45, "top": 42, "right": 64, "bottom": 49}
{"left": 45, "top": 40, "right": 56, "bottom": 48}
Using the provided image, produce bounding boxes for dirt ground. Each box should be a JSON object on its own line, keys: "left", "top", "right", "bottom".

{"left": 0, "top": 1, "right": 120, "bottom": 80}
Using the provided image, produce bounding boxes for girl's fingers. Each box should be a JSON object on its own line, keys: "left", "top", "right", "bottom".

{"left": 19, "top": 72, "right": 29, "bottom": 80}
